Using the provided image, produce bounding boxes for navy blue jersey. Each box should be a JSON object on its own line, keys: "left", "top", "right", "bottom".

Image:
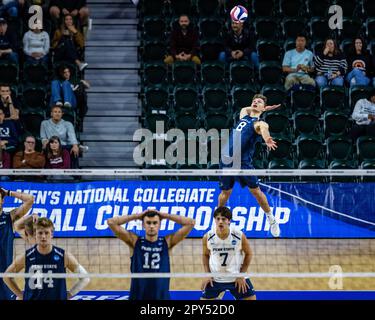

{"left": 24, "top": 245, "right": 67, "bottom": 300}
{"left": 129, "top": 236, "right": 170, "bottom": 300}
{"left": 226, "top": 115, "right": 261, "bottom": 164}
{"left": 0, "top": 211, "right": 14, "bottom": 300}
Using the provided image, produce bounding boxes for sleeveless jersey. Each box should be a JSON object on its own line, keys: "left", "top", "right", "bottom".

{"left": 225, "top": 115, "right": 261, "bottom": 164}
{"left": 206, "top": 227, "right": 244, "bottom": 283}
{"left": 0, "top": 211, "right": 14, "bottom": 300}
{"left": 129, "top": 236, "right": 170, "bottom": 300}
{"left": 24, "top": 245, "right": 67, "bottom": 300}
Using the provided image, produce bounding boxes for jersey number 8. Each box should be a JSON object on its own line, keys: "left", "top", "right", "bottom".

{"left": 235, "top": 121, "right": 247, "bottom": 132}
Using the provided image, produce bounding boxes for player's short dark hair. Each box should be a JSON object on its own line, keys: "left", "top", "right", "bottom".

{"left": 35, "top": 217, "right": 54, "bottom": 230}
{"left": 142, "top": 210, "right": 161, "bottom": 221}
{"left": 296, "top": 33, "right": 307, "bottom": 40}
{"left": 252, "top": 94, "right": 267, "bottom": 105}
{"left": 214, "top": 207, "right": 232, "bottom": 220}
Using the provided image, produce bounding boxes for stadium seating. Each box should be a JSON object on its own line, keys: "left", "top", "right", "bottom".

{"left": 279, "top": 0, "right": 303, "bottom": 17}
{"left": 173, "top": 85, "right": 199, "bottom": 114}
{"left": 229, "top": 60, "right": 254, "bottom": 85}
{"left": 257, "top": 40, "right": 282, "bottom": 62}
{"left": 293, "top": 111, "right": 320, "bottom": 136}
{"left": 259, "top": 61, "right": 283, "bottom": 85}
{"left": 349, "top": 85, "right": 373, "bottom": 110}
{"left": 281, "top": 18, "right": 307, "bottom": 39}
{"left": 201, "top": 61, "right": 225, "bottom": 85}
{"left": 357, "top": 136, "right": 375, "bottom": 169}
{"left": 197, "top": 0, "right": 221, "bottom": 17}
{"left": 323, "top": 111, "right": 349, "bottom": 137}
{"left": 172, "top": 61, "right": 197, "bottom": 84}
{"left": 231, "top": 84, "right": 258, "bottom": 111}
{"left": 291, "top": 87, "right": 316, "bottom": 112}
{"left": 363, "top": 0, "right": 375, "bottom": 17}
{"left": 0, "top": 61, "right": 18, "bottom": 85}
{"left": 142, "top": 62, "right": 168, "bottom": 85}
{"left": 202, "top": 84, "right": 228, "bottom": 113}
{"left": 254, "top": 17, "right": 279, "bottom": 40}
{"left": 199, "top": 17, "right": 222, "bottom": 40}
{"left": 143, "top": 84, "right": 169, "bottom": 113}
{"left": 320, "top": 86, "right": 346, "bottom": 112}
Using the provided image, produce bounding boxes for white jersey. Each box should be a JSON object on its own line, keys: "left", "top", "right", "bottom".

{"left": 206, "top": 226, "right": 244, "bottom": 283}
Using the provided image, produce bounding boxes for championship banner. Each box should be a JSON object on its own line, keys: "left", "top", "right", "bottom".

{"left": 1, "top": 181, "right": 374, "bottom": 238}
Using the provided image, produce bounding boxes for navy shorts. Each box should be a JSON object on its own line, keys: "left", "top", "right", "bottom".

{"left": 201, "top": 279, "right": 256, "bottom": 300}
{"left": 219, "top": 162, "right": 259, "bottom": 190}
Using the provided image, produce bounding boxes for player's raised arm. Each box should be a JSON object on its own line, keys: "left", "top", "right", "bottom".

{"left": 239, "top": 106, "right": 253, "bottom": 119}
{"left": 201, "top": 234, "right": 213, "bottom": 290}
{"left": 0, "top": 188, "right": 35, "bottom": 223}
{"left": 160, "top": 211, "right": 195, "bottom": 249}
{"left": 3, "top": 254, "right": 26, "bottom": 300}
{"left": 254, "top": 121, "right": 277, "bottom": 151}
{"left": 14, "top": 214, "right": 38, "bottom": 242}
{"left": 107, "top": 212, "right": 144, "bottom": 248}
{"left": 65, "top": 251, "right": 90, "bottom": 300}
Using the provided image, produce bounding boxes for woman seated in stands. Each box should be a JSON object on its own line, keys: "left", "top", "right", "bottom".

{"left": 45, "top": 135, "right": 71, "bottom": 169}
{"left": 51, "top": 14, "right": 88, "bottom": 71}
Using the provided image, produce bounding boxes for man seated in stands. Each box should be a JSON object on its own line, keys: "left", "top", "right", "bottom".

{"left": 351, "top": 89, "right": 375, "bottom": 141}
{"left": 218, "top": 19, "right": 258, "bottom": 70}
{"left": 0, "top": 17, "right": 18, "bottom": 63}
{"left": 0, "top": 84, "right": 19, "bottom": 121}
{"left": 164, "top": 14, "right": 201, "bottom": 65}
{"left": 0, "top": 107, "right": 18, "bottom": 167}
{"left": 49, "top": 0, "right": 89, "bottom": 27}
{"left": 282, "top": 34, "right": 315, "bottom": 91}
{"left": 40, "top": 105, "right": 86, "bottom": 168}
{"left": 13, "top": 135, "right": 45, "bottom": 169}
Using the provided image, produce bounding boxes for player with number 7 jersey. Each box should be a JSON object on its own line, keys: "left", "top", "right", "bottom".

{"left": 3, "top": 218, "right": 90, "bottom": 300}
{"left": 107, "top": 209, "right": 195, "bottom": 300}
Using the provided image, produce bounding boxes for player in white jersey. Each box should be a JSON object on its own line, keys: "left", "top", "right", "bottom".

{"left": 201, "top": 207, "right": 255, "bottom": 300}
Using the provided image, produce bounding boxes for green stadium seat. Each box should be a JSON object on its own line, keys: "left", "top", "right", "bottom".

{"left": 144, "top": 113, "right": 171, "bottom": 133}
{"left": 199, "top": 17, "right": 222, "bottom": 40}
{"left": 197, "top": 0, "right": 221, "bottom": 17}
{"left": 142, "top": 16, "right": 166, "bottom": 41}
{"left": 201, "top": 61, "right": 225, "bottom": 85}
{"left": 357, "top": 136, "right": 375, "bottom": 169}
{"left": 143, "top": 40, "right": 167, "bottom": 62}
{"left": 173, "top": 84, "right": 199, "bottom": 114}
{"left": 363, "top": 0, "right": 375, "bottom": 17}
{"left": 141, "top": 0, "right": 165, "bottom": 16}
{"left": 204, "top": 112, "right": 232, "bottom": 131}
{"left": 202, "top": 84, "right": 228, "bottom": 113}
{"left": 263, "top": 111, "right": 291, "bottom": 138}
{"left": 143, "top": 84, "right": 169, "bottom": 113}
{"left": 326, "top": 136, "right": 354, "bottom": 166}
{"left": 259, "top": 61, "right": 282, "bottom": 85}
{"left": 306, "top": 0, "right": 330, "bottom": 17}
{"left": 21, "top": 85, "right": 47, "bottom": 110}
{"left": 310, "top": 17, "right": 332, "bottom": 41}
{"left": 172, "top": 61, "right": 196, "bottom": 84}
{"left": 320, "top": 86, "right": 346, "bottom": 112}
{"left": 341, "top": 18, "right": 362, "bottom": 39}
{"left": 279, "top": 0, "right": 303, "bottom": 17}
{"left": 323, "top": 111, "right": 349, "bottom": 137}
{"left": 20, "top": 109, "right": 45, "bottom": 137}
{"left": 251, "top": 0, "right": 274, "bottom": 16}
{"left": 174, "top": 112, "right": 201, "bottom": 132}
{"left": 281, "top": 17, "right": 306, "bottom": 39}
{"left": 170, "top": 0, "right": 193, "bottom": 16}
{"left": 23, "top": 62, "right": 48, "bottom": 84}
{"left": 296, "top": 134, "right": 323, "bottom": 162}
{"left": 142, "top": 62, "right": 167, "bottom": 85}
{"left": 293, "top": 111, "right": 320, "bottom": 136}
{"left": 291, "top": 88, "right": 316, "bottom": 112}
{"left": 254, "top": 17, "right": 279, "bottom": 40}
{"left": 257, "top": 40, "right": 282, "bottom": 62}
{"left": 0, "top": 61, "right": 18, "bottom": 85}
{"left": 261, "top": 84, "right": 287, "bottom": 112}
{"left": 229, "top": 60, "right": 254, "bottom": 85}
{"left": 200, "top": 39, "right": 224, "bottom": 62}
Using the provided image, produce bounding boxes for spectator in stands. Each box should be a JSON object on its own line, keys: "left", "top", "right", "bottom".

{"left": 51, "top": 14, "right": 87, "bottom": 71}
{"left": 0, "top": 107, "right": 18, "bottom": 159}
{"left": 218, "top": 20, "right": 258, "bottom": 69}
{"left": 49, "top": 0, "right": 89, "bottom": 27}
{"left": 351, "top": 88, "right": 375, "bottom": 141}
{"left": 13, "top": 135, "right": 45, "bottom": 169}
{"left": 40, "top": 105, "right": 84, "bottom": 168}
{"left": 282, "top": 34, "right": 315, "bottom": 91}
{"left": 0, "top": 17, "right": 18, "bottom": 63}
{"left": 345, "top": 37, "right": 373, "bottom": 87}
{"left": 313, "top": 38, "right": 347, "bottom": 88}
{"left": 0, "top": 0, "right": 23, "bottom": 19}
{"left": 164, "top": 14, "right": 201, "bottom": 65}
{"left": 50, "top": 65, "right": 77, "bottom": 108}
{"left": 0, "top": 85, "right": 19, "bottom": 121}
{"left": 23, "top": 24, "right": 50, "bottom": 64}
{"left": 45, "top": 135, "right": 70, "bottom": 169}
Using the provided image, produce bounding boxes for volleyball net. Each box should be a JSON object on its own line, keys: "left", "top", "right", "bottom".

{"left": 1, "top": 169, "right": 375, "bottom": 298}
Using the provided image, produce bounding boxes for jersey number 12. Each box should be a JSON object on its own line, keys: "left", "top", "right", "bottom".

{"left": 143, "top": 252, "right": 160, "bottom": 269}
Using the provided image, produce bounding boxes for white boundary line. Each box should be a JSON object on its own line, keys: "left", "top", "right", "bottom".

{"left": 259, "top": 182, "right": 375, "bottom": 227}
{"left": 1, "top": 169, "right": 375, "bottom": 176}
{"left": 1, "top": 272, "right": 375, "bottom": 279}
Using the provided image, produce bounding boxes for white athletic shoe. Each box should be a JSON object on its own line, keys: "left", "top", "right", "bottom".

{"left": 269, "top": 220, "right": 280, "bottom": 238}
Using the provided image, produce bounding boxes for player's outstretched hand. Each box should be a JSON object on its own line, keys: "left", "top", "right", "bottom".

{"left": 201, "top": 277, "right": 213, "bottom": 291}
{"left": 265, "top": 137, "right": 277, "bottom": 151}
{"left": 235, "top": 277, "right": 249, "bottom": 294}
{"left": 0, "top": 188, "right": 8, "bottom": 199}
{"left": 264, "top": 104, "right": 281, "bottom": 111}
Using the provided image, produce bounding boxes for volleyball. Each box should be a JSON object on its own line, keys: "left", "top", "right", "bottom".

{"left": 230, "top": 5, "right": 248, "bottom": 22}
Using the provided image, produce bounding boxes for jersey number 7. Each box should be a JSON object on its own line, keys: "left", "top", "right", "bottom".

{"left": 219, "top": 253, "right": 228, "bottom": 266}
